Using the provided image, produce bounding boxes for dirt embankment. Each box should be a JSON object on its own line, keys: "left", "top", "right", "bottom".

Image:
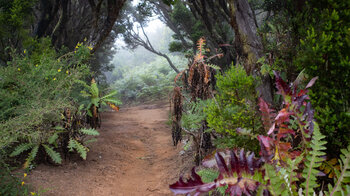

{"left": 28, "top": 102, "right": 187, "bottom": 196}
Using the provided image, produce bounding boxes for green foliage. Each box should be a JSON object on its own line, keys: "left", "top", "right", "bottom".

{"left": 114, "top": 54, "right": 186, "bottom": 103}
{"left": 205, "top": 65, "right": 261, "bottom": 152}
{"left": 0, "top": 163, "right": 30, "bottom": 196}
{"left": 169, "top": 41, "right": 184, "bottom": 52}
{"left": 0, "top": 38, "right": 103, "bottom": 170}
{"left": 42, "top": 144, "right": 62, "bottom": 164}
{"left": 80, "top": 128, "right": 100, "bottom": 136}
{"left": 170, "top": 1, "right": 204, "bottom": 45}
{"left": 326, "top": 145, "right": 350, "bottom": 195}
{"left": 181, "top": 100, "right": 208, "bottom": 132}
{"left": 197, "top": 168, "right": 227, "bottom": 195}
{"left": 68, "top": 139, "right": 88, "bottom": 160}
{"left": 301, "top": 122, "right": 327, "bottom": 195}
{"left": 0, "top": 0, "right": 37, "bottom": 63}
{"left": 295, "top": 1, "right": 350, "bottom": 152}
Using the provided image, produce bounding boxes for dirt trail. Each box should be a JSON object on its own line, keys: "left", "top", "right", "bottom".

{"left": 29, "top": 102, "right": 182, "bottom": 196}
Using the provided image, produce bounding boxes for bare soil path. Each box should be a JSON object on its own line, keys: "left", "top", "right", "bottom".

{"left": 29, "top": 102, "right": 182, "bottom": 196}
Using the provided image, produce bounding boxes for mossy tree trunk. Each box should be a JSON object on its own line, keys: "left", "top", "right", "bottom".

{"left": 228, "top": 0, "right": 273, "bottom": 104}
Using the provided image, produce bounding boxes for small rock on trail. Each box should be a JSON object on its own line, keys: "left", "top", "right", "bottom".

{"left": 28, "top": 102, "right": 183, "bottom": 196}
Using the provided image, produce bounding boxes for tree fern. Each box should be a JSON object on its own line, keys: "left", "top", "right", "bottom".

{"left": 327, "top": 144, "right": 350, "bottom": 196}
{"left": 42, "top": 144, "right": 62, "bottom": 164}
{"left": 301, "top": 122, "right": 327, "bottom": 195}
{"left": 79, "top": 128, "right": 99, "bottom": 136}
{"left": 10, "top": 143, "right": 34, "bottom": 157}
{"left": 68, "top": 139, "right": 88, "bottom": 160}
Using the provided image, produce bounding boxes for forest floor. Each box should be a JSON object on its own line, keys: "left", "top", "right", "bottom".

{"left": 28, "top": 101, "right": 188, "bottom": 196}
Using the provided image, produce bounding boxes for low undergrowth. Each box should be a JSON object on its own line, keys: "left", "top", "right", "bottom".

{"left": 170, "top": 72, "right": 350, "bottom": 195}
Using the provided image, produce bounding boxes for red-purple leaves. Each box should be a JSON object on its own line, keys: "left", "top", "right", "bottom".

{"left": 305, "top": 76, "right": 318, "bottom": 89}
{"left": 258, "top": 98, "right": 276, "bottom": 132}
{"left": 257, "top": 73, "right": 318, "bottom": 163}
{"left": 169, "top": 150, "right": 264, "bottom": 196}
{"left": 169, "top": 168, "right": 216, "bottom": 195}
{"left": 274, "top": 71, "right": 291, "bottom": 97}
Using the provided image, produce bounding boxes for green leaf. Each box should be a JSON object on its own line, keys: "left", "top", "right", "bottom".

{"left": 80, "top": 128, "right": 99, "bottom": 136}
{"left": 101, "top": 90, "right": 118, "bottom": 100}
{"left": 302, "top": 122, "right": 327, "bottom": 195}
{"left": 48, "top": 133, "right": 59, "bottom": 144}
{"left": 42, "top": 144, "right": 62, "bottom": 164}
{"left": 68, "top": 139, "right": 87, "bottom": 160}
{"left": 10, "top": 143, "right": 34, "bottom": 157}
{"left": 328, "top": 145, "right": 350, "bottom": 196}
{"left": 91, "top": 97, "right": 100, "bottom": 107}
{"left": 90, "top": 82, "right": 99, "bottom": 98}
{"left": 23, "top": 145, "right": 39, "bottom": 168}
{"left": 206, "top": 64, "right": 221, "bottom": 70}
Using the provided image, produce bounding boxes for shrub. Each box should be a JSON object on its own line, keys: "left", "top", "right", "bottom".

{"left": 170, "top": 72, "right": 350, "bottom": 196}
{"left": 0, "top": 38, "right": 97, "bottom": 168}
{"left": 295, "top": 1, "right": 350, "bottom": 152}
{"left": 205, "top": 64, "right": 262, "bottom": 152}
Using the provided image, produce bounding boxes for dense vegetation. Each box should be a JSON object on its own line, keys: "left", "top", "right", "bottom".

{"left": 0, "top": 0, "right": 349, "bottom": 195}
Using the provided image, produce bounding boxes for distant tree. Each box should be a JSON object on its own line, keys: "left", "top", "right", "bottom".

{"left": 0, "top": 0, "right": 127, "bottom": 68}
{"left": 118, "top": 2, "right": 180, "bottom": 73}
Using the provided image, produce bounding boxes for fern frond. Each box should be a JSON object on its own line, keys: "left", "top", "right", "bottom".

{"left": 301, "top": 122, "right": 327, "bottom": 195}
{"left": 286, "top": 155, "right": 304, "bottom": 193}
{"left": 197, "top": 37, "right": 205, "bottom": 54}
{"left": 265, "top": 164, "right": 288, "bottom": 195}
{"left": 48, "top": 133, "right": 59, "bottom": 144}
{"left": 319, "top": 158, "right": 340, "bottom": 178}
{"left": 197, "top": 168, "right": 219, "bottom": 183}
{"left": 74, "top": 79, "right": 90, "bottom": 89}
{"left": 68, "top": 139, "right": 88, "bottom": 160}
{"left": 42, "top": 144, "right": 62, "bottom": 164}
{"left": 101, "top": 90, "right": 118, "bottom": 99}
{"left": 10, "top": 143, "right": 35, "bottom": 157}
{"left": 80, "top": 128, "right": 99, "bottom": 136}
{"left": 23, "top": 145, "right": 39, "bottom": 169}
{"left": 328, "top": 145, "right": 350, "bottom": 196}
{"left": 206, "top": 64, "right": 221, "bottom": 70}
{"left": 89, "top": 78, "right": 99, "bottom": 98}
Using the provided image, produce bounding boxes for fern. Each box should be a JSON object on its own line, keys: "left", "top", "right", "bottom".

{"left": 10, "top": 143, "right": 34, "bottom": 157}
{"left": 320, "top": 158, "right": 340, "bottom": 178}
{"left": 264, "top": 164, "right": 288, "bottom": 195}
{"left": 327, "top": 144, "right": 350, "bottom": 196}
{"left": 42, "top": 144, "right": 62, "bottom": 164}
{"left": 197, "top": 168, "right": 219, "bottom": 182}
{"left": 206, "top": 64, "right": 221, "bottom": 70}
{"left": 80, "top": 128, "right": 99, "bottom": 136}
{"left": 68, "top": 139, "right": 88, "bottom": 160}
{"left": 23, "top": 145, "right": 39, "bottom": 169}
{"left": 101, "top": 90, "right": 118, "bottom": 99}
{"left": 301, "top": 122, "right": 327, "bottom": 195}
{"left": 48, "top": 133, "right": 59, "bottom": 144}
{"left": 89, "top": 78, "right": 99, "bottom": 98}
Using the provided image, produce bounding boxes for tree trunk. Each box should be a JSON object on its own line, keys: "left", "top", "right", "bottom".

{"left": 228, "top": 0, "right": 273, "bottom": 104}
